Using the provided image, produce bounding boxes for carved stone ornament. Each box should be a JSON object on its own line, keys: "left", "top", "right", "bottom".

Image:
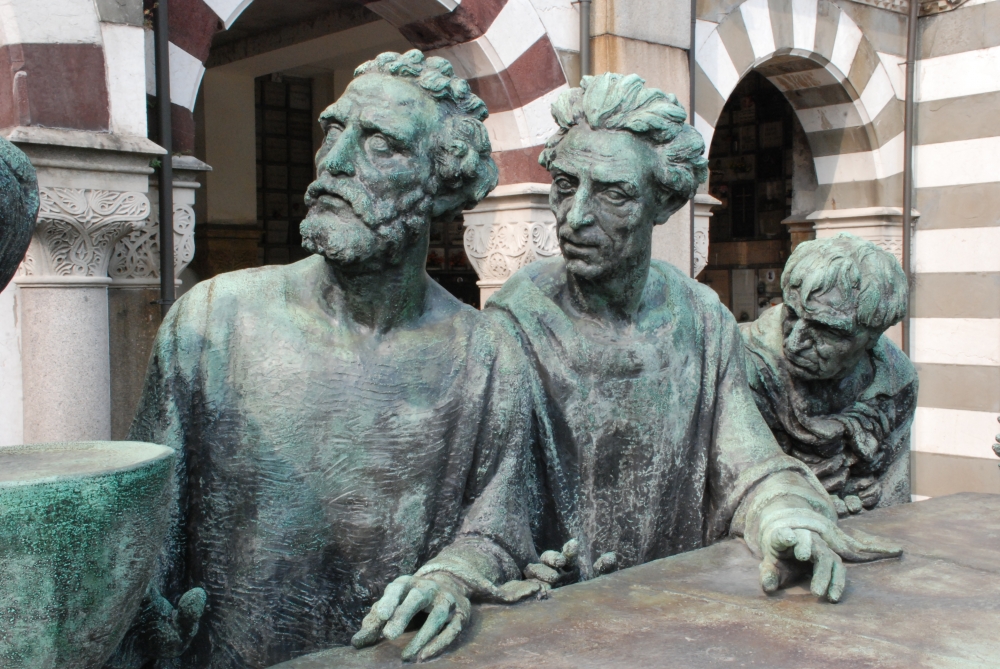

{"left": 845, "top": 0, "right": 969, "bottom": 15}
{"left": 463, "top": 218, "right": 560, "bottom": 284}
{"left": 808, "top": 207, "right": 917, "bottom": 269}
{"left": 20, "top": 188, "right": 150, "bottom": 277}
{"left": 692, "top": 193, "right": 723, "bottom": 278}
{"left": 109, "top": 202, "right": 195, "bottom": 280}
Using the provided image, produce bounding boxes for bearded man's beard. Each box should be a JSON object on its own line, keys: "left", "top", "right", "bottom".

{"left": 301, "top": 179, "right": 434, "bottom": 269}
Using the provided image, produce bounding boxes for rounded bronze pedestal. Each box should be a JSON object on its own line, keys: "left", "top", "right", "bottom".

{"left": 0, "top": 441, "right": 175, "bottom": 668}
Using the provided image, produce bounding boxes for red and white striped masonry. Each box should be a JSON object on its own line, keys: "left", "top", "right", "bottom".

{"left": 162, "top": 0, "right": 567, "bottom": 183}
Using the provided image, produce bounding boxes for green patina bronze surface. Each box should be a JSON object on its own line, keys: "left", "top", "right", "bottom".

{"left": 0, "top": 135, "right": 38, "bottom": 290}
{"left": 273, "top": 493, "right": 1000, "bottom": 669}
{"left": 0, "top": 441, "right": 175, "bottom": 669}
{"left": 355, "top": 73, "right": 902, "bottom": 662}
{"left": 740, "top": 234, "right": 917, "bottom": 515}
{"left": 740, "top": 235, "right": 917, "bottom": 515}
{"left": 116, "top": 50, "right": 540, "bottom": 668}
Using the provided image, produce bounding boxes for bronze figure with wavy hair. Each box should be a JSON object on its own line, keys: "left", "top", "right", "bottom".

{"left": 356, "top": 73, "right": 904, "bottom": 661}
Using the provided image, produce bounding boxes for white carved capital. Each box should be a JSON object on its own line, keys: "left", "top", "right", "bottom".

{"left": 692, "top": 194, "right": 722, "bottom": 278}
{"left": 20, "top": 188, "right": 150, "bottom": 277}
{"left": 109, "top": 203, "right": 195, "bottom": 282}
{"left": 463, "top": 184, "right": 560, "bottom": 302}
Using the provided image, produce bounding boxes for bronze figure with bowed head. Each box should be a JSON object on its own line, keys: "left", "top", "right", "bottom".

{"left": 119, "top": 50, "right": 542, "bottom": 668}
{"left": 357, "top": 73, "right": 904, "bottom": 661}
{"left": 740, "top": 235, "right": 918, "bottom": 516}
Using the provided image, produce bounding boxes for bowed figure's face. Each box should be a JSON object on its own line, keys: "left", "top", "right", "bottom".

{"left": 781, "top": 286, "right": 878, "bottom": 381}
{"left": 301, "top": 74, "right": 439, "bottom": 269}
{"left": 547, "top": 126, "right": 663, "bottom": 282}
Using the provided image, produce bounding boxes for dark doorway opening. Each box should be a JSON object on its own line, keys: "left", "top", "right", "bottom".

{"left": 699, "top": 70, "right": 808, "bottom": 323}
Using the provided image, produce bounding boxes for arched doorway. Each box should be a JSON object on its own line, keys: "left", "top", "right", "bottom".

{"left": 699, "top": 69, "right": 817, "bottom": 322}
{"left": 183, "top": 0, "right": 570, "bottom": 308}
{"left": 693, "top": 0, "right": 907, "bottom": 319}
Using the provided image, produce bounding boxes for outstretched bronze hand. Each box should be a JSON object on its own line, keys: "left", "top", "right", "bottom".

{"left": 752, "top": 497, "right": 902, "bottom": 602}
{"left": 352, "top": 573, "right": 470, "bottom": 662}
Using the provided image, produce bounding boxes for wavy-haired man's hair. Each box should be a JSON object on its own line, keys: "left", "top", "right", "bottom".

{"left": 539, "top": 73, "right": 709, "bottom": 219}
{"left": 321, "top": 49, "right": 498, "bottom": 221}
{"left": 781, "top": 233, "right": 908, "bottom": 333}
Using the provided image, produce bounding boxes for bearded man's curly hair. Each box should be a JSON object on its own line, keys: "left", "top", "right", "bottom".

{"left": 320, "top": 49, "right": 498, "bottom": 222}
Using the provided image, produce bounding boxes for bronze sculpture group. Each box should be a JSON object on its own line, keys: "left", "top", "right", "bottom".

{"left": 0, "top": 51, "right": 922, "bottom": 669}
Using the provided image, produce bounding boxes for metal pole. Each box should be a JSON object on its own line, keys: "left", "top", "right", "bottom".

{"left": 579, "top": 0, "right": 591, "bottom": 82}
{"left": 154, "top": 0, "right": 175, "bottom": 317}
{"left": 901, "top": 0, "right": 918, "bottom": 355}
{"left": 689, "top": 0, "right": 697, "bottom": 277}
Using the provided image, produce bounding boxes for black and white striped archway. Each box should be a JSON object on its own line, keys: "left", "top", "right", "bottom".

{"left": 694, "top": 0, "right": 905, "bottom": 212}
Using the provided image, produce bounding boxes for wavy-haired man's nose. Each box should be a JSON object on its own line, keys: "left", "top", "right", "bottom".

{"left": 566, "top": 182, "right": 596, "bottom": 231}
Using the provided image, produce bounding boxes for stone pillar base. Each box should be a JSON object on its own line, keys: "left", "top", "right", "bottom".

{"left": 16, "top": 276, "right": 113, "bottom": 443}
{"left": 108, "top": 282, "right": 173, "bottom": 439}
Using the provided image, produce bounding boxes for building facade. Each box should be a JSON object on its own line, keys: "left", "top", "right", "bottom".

{"left": 0, "top": 0, "right": 996, "bottom": 497}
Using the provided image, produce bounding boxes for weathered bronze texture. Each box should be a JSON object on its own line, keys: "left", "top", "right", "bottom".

{"left": 0, "top": 441, "right": 175, "bottom": 669}
{"left": 274, "top": 493, "right": 1000, "bottom": 669}
{"left": 0, "top": 135, "right": 38, "bottom": 290}
{"left": 118, "top": 50, "right": 539, "bottom": 668}
{"left": 741, "top": 235, "right": 917, "bottom": 515}
{"left": 356, "top": 73, "right": 900, "bottom": 662}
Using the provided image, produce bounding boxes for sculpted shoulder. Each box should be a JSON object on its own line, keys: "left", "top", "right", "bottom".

{"left": 872, "top": 331, "right": 918, "bottom": 386}
{"left": 646, "top": 259, "right": 729, "bottom": 318}
{"left": 487, "top": 256, "right": 568, "bottom": 310}
{"left": 172, "top": 257, "right": 310, "bottom": 323}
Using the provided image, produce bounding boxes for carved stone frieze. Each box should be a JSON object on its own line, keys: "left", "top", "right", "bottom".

{"left": 845, "top": 0, "right": 969, "bottom": 16}
{"left": 109, "top": 202, "right": 196, "bottom": 281}
{"left": 463, "top": 219, "right": 560, "bottom": 283}
{"left": 461, "top": 184, "right": 560, "bottom": 303}
{"left": 807, "top": 207, "right": 916, "bottom": 269}
{"left": 692, "top": 194, "right": 722, "bottom": 278}
{"left": 21, "top": 187, "right": 150, "bottom": 277}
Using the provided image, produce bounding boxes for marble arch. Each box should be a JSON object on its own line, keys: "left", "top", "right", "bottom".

{"left": 164, "top": 0, "right": 573, "bottom": 184}
{"left": 694, "top": 0, "right": 907, "bottom": 215}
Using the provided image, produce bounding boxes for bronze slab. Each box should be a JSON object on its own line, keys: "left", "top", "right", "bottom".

{"left": 273, "top": 493, "right": 1000, "bottom": 669}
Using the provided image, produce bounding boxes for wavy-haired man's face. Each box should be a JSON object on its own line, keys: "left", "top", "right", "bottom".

{"left": 548, "top": 126, "right": 661, "bottom": 282}
{"left": 301, "top": 74, "right": 440, "bottom": 269}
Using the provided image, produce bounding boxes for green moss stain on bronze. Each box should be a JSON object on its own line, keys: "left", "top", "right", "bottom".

{"left": 0, "top": 442, "right": 175, "bottom": 669}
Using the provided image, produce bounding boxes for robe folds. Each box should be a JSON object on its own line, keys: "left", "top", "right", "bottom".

{"left": 485, "top": 258, "right": 835, "bottom": 579}
{"left": 740, "top": 306, "right": 918, "bottom": 508}
{"left": 127, "top": 255, "right": 536, "bottom": 669}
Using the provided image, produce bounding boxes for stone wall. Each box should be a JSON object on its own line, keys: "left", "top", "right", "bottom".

{"left": 909, "top": 0, "right": 1000, "bottom": 495}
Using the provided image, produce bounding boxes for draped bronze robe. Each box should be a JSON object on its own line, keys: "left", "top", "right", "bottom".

{"left": 127, "top": 255, "right": 536, "bottom": 668}
{"left": 486, "top": 258, "right": 833, "bottom": 579}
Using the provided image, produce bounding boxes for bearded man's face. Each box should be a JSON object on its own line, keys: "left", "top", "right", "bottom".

{"left": 301, "top": 74, "right": 441, "bottom": 269}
